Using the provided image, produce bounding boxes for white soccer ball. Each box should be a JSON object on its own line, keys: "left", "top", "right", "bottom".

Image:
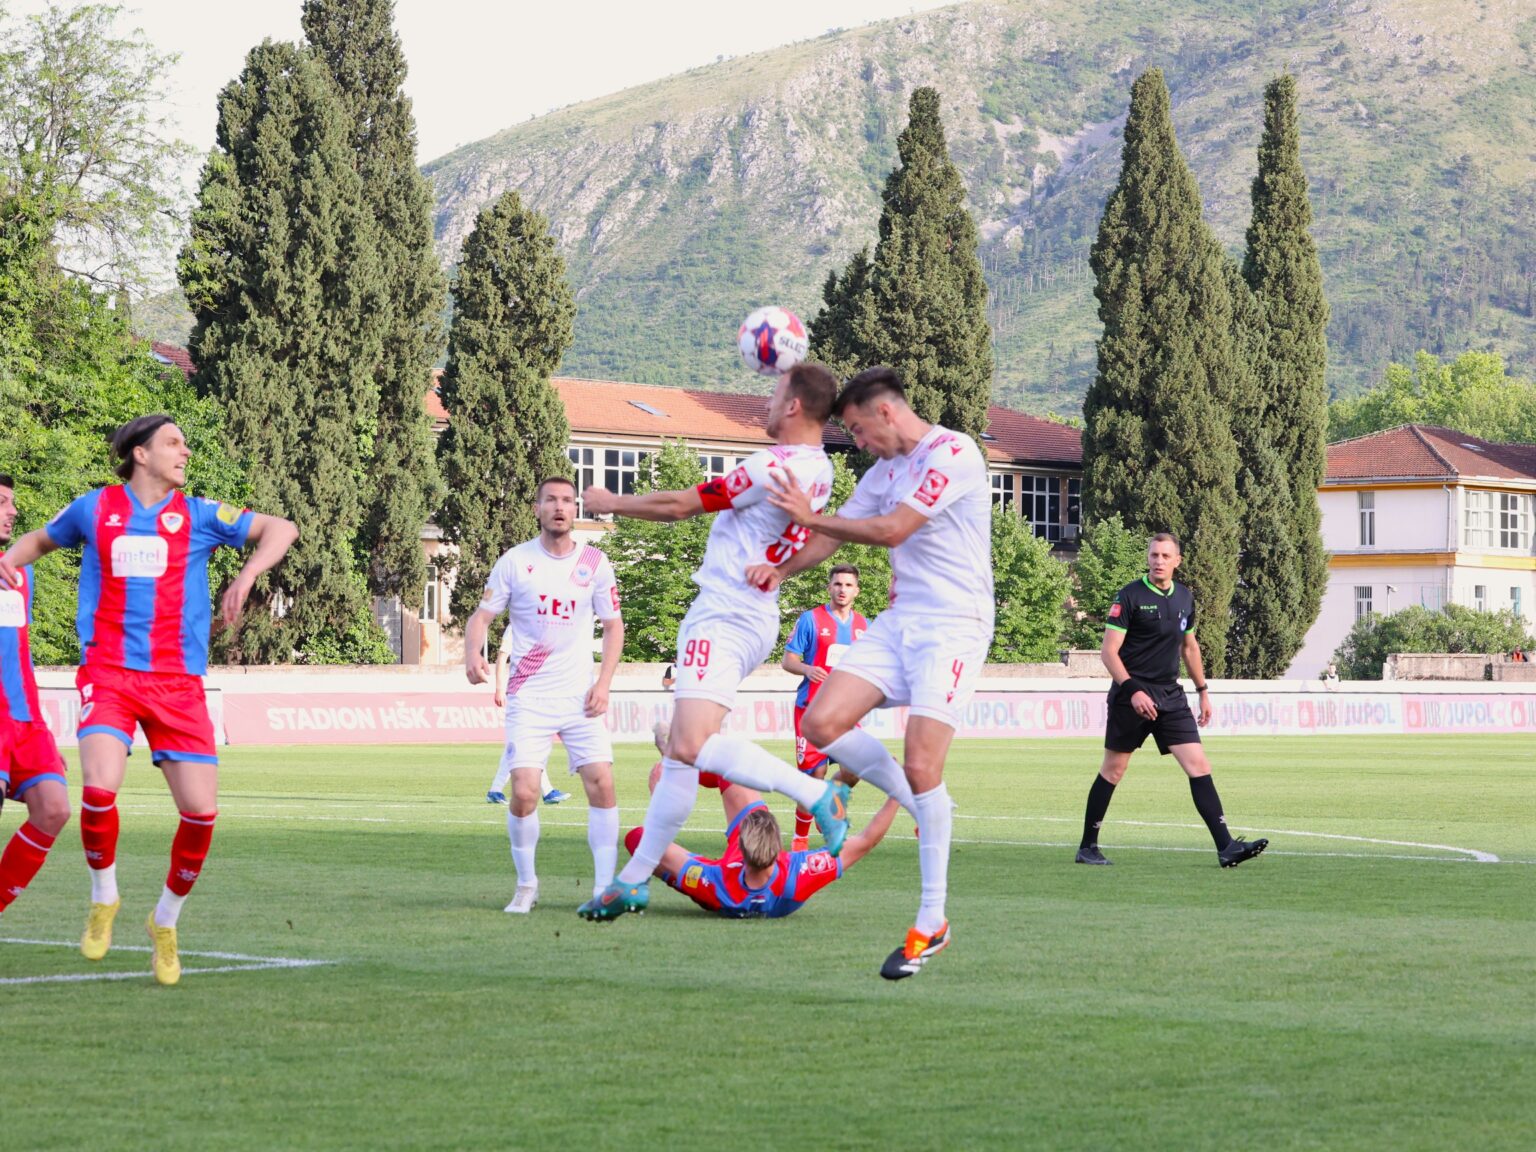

{"left": 738, "top": 306, "right": 809, "bottom": 376}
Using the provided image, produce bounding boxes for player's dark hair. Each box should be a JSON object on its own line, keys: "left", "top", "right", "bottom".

{"left": 111, "top": 414, "right": 176, "bottom": 480}
{"left": 830, "top": 564, "right": 860, "bottom": 582}
{"left": 737, "top": 806, "right": 782, "bottom": 870}
{"left": 0, "top": 473, "right": 14, "bottom": 490}
{"left": 833, "top": 366, "right": 907, "bottom": 418}
{"left": 784, "top": 362, "right": 837, "bottom": 424}
{"left": 534, "top": 475, "right": 577, "bottom": 502}
{"left": 1149, "top": 531, "right": 1182, "bottom": 554}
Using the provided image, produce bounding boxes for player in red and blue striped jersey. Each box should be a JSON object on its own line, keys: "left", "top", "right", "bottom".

{"left": 0, "top": 474, "right": 71, "bottom": 923}
{"left": 781, "top": 564, "right": 869, "bottom": 850}
{"left": 0, "top": 416, "right": 297, "bottom": 984}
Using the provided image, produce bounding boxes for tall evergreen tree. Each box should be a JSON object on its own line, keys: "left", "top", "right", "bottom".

{"left": 302, "top": 0, "right": 446, "bottom": 610}
{"left": 1225, "top": 260, "right": 1304, "bottom": 676}
{"left": 811, "top": 87, "right": 993, "bottom": 445}
{"left": 1243, "top": 74, "right": 1329, "bottom": 652}
{"left": 1081, "top": 68, "right": 1242, "bottom": 673}
{"left": 436, "top": 190, "right": 574, "bottom": 624}
{"left": 179, "top": 39, "right": 390, "bottom": 663}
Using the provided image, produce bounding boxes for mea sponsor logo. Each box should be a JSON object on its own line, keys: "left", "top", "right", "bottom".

{"left": 0, "top": 588, "right": 25, "bottom": 628}
{"left": 110, "top": 535, "right": 168, "bottom": 578}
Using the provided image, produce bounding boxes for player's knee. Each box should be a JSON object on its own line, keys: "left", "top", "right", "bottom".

{"left": 667, "top": 729, "right": 709, "bottom": 765}
{"left": 34, "top": 796, "right": 71, "bottom": 836}
{"left": 800, "top": 711, "right": 843, "bottom": 749}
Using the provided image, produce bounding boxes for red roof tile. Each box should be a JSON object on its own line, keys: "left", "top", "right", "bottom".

{"left": 1326, "top": 425, "right": 1536, "bottom": 483}
{"left": 426, "top": 372, "right": 1082, "bottom": 468}
{"left": 150, "top": 341, "right": 195, "bottom": 378}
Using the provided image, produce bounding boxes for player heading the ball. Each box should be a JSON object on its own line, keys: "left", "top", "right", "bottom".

{"left": 577, "top": 361, "right": 849, "bottom": 922}
{"left": 0, "top": 415, "right": 298, "bottom": 985}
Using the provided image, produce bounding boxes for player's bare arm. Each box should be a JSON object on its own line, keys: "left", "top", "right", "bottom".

{"left": 581, "top": 484, "right": 704, "bottom": 522}
{"left": 586, "top": 616, "right": 625, "bottom": 717}
{"left": 782, "top": 649, "right": 828, "bottom": 683}
{"left": 766, "top": 470, "right": 925, "bottom": 548}
{"left": 837, "top": 796, "right": 902, "bottom": 868}
{"left": 493, "top": 650, "right": 510, "bottom": 707}
{"left": 1102, "top": 627, "right": 1158, "bottom": 720}
{"left": 464, "top": 605, "right": 499, "bottom": 684}
{"left": 1182, "top": 632, "right": 1212, "bottom": 726}
{"left": 219, "top": 513, "right": 299, "bottom": 627}
{"left": 0, "top": 525, "right": 59, "bottom": 589}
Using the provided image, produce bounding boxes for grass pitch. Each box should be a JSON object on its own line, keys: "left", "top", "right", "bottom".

{"left": 2, "top": 735, "right": 1533, "bottom": 1151}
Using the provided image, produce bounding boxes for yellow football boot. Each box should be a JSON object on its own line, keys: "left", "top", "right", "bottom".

{"left": 146, "top": 912, "right": 181, "bottom": 986}
{"left": 80, "top": 899, "right": 120, "bottom": 961}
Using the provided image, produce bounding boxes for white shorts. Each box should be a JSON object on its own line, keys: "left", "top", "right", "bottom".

{"left": 502, "top": 695, "right": 612, "bottom": 773}
{"left": 672, "top": 601, "right": 776, "bottom": 710}
{"left": 835, "top": 612, "right": 991, "bottom": 727}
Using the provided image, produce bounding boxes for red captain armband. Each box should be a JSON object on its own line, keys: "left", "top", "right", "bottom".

{"left": 698, "top": 465, "right": 753, "bottom": 512}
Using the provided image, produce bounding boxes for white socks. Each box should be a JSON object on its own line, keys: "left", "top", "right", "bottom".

{"left": 90, "top": 864, "right": 119, "bottom": 906}
{"left": 587, "top": 806, "right": 619, "bottom": 897}
{"left": 818, "top": 730, "right": 919, "bottom": 818}
{"left": 153, "top": 887, "right": 187, "bottom": 928}
{"left": 508, "top": 810, "right": 539, "bottom": 886}
{"left": 695, "top": 733, "right": 824, "bottom": 811}
{"left": 617, "top": 758, "right": 697, "bottom": 885}
{"left": 912, "top": 783, "right": 952, "bottom": 934}
{"left": 490, "top": 763, "right": 512, "bottom": 793}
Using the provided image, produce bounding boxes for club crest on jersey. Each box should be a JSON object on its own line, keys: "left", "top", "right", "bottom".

{"left": 854, "top": 628, "right": 865, "bottom": 640}
{"left": 725, "top": 466, "right": 752, "bottom": 496}
{"left": 160, "top": 512, "right": 184, "bottom": 534}
{"left": 914, "top": 468, "right": 949, "bottom": 507}
{"left": 802, "top": 852, "right": 836, "bottom": 875}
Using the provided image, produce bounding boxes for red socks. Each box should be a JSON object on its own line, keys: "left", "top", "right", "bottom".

{"left": 624, "top": 825, "right": 644, "bottom": 856}
{"left": 697, "top": 771, "right": 730, "bottom": 792}
{"left": 794, "top": 807, "right": 814, "bottom": 843}
{"left": 80, "top": 786, "right": 119, "bottom": 869}
{"left": 166, "top": 812, "right": 217, "bottom": 896}
{"left": 0, "top": 822, "right": 56, "bottom": 911}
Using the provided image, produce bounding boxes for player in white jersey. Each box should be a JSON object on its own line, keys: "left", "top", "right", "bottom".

{"left": 575, "top": 362, "right": 854, "bottom": 922}
{"left": 485, "top": 624, "right": 569, "bottom": 806}
{"left": 749, "top": 366, "right": 994, "bottom": 980}
{"left": 465, "top": 477, "right": 625, "bottom": 914}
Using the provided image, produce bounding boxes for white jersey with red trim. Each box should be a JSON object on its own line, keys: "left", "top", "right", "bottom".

{"left": 480, "top": 538, "right": 621, "bottom": 697}
{"left": 839, "top": 424, "right": 994, "bottom": 624}
{"left": 691, "top": 444, "right": 833, "bottom": 618}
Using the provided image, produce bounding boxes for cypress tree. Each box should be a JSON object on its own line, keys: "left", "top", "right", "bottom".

{"left": 436, "top": 190, "right": 574, "bottom": 623}
{"left": 1081, "top": 68, "right": 1241, "bottom": 673}
{"left": 812, "top": 87, "right": 993, "bottom": 444}
{"left": 179, "top": 39, "right": 389, "bottom": 663}
{"left": 1225, "top": 260, "right": 1304, "bottom": 677}
{"left": 302, "top": 0, "right": 447, "bottom": 611}
{"left": 1243, "top": 74, "right": 1329, "bottom": 646}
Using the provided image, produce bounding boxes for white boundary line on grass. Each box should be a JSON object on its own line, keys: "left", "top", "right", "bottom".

{"left": 0, "top": 937, "right": 335, "bottom": 986}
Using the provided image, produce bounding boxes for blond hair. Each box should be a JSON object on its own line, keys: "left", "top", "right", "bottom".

{"left": 737, "top": 807, "right": 782, "bottom": 870}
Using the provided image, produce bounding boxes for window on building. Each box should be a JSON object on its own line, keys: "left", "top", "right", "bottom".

{"left": 1021, "top": 474, "right": 1064, "bottom": 541}
{"left": 1498, "top": 492, "right": 1530, "bottom": 551}
{"left": 698, "top": 453, "right": 730, "bottom": 480}
{"left": 567, "top": 447, "right": 596, "bottom": 517}
{"left": 422, "top": 564, "right": 440, "bottom": 622}
{"left": 1473, "top": 584, "right": 1487, "bottom": 612}
{"left": 1357, "top": 491, "right": 1375, "bottom": 546}
{"left": 1066, "top": 477, "right": 1082, "bottom": 539}
{"left": 990, "top": 471, "right": 1014, "bottom": 509}
{"left": 1511, "top": 586, "right": 1523, "bottom": 619}
{"left": 602, "top": 448, "right": 650, "bottom": 502}
{"left": 1354, "top": 585, "right": 1373, "bottom": 620}
{"left": 1464, "top": 490, "right": 1494, "bottom": 548}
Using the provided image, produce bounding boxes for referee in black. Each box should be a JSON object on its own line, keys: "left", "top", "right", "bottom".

{"left": 1076, "top": 532, "right": 1268, "bottom": 868}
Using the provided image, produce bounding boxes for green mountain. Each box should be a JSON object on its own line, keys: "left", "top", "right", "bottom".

{"left": 142, "top": 0, "right": 1536, "bottom": 416}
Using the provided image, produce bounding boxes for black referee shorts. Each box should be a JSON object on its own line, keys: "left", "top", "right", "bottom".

{"left": 1104, "top": 682, "right": 1201, "bottom": 755}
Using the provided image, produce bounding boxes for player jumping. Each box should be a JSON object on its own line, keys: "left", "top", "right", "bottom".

{"left": 750, "top": 367, "right": 992, "bottom": 980}
{"left": 576, "top": 362, "right": 850, "bottom": 921}
{"left": 781, "top": 564, "right": 868, "bottom": 850}
{"left": 0, "top": 474, "right": 71, "bottom": 925}
{"left": 464, "top": 477, "right": 625, "bottom": 913}
{"left": 0, "top": 415, "right": 297, "bottom": 984}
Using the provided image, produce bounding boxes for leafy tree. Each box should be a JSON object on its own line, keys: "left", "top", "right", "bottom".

{"left": 1331, "top": 605, "right": 1534, "bottom": 680}
{"left": 812, "top": 87, "right": 993, "bottom": 445}
{"left": 602, "top": 442, "right": 709, "bottom": 662}
{"left": 990, "top": 508, "right": 1071, "bottom": 662}
{"left": 1065, "top": 513, "right": 1147, "bottom": 650}
{"left": 180, "top": 39, "right": 389, "bottom": 663}
{"left": 302, "top": 0, "right": 446, "bottom": 609}
{"left": 1242, "top": 74, "right": 1329, "bottom": 660}
{"left": 436, "top": 189, "right": 574, "bottom": 623}
{"left": 0, "top": 3, "right": 192, "bottom": 290}
{"left": 1328, "top": 351, "right": 1536, "bottom": 443}
{"left": 1225, "top": 260, "right": 1305, "bottom": 678}
{"left": 1081, "top": 68, "right": 1242, "bottom": 673}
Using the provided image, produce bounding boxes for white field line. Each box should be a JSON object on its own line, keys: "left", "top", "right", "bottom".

{"left": 112, "top": 803, "right": 1517, "bottom": 865}
{"left": 0, "top": 937, "right": 335, "bottom": 986}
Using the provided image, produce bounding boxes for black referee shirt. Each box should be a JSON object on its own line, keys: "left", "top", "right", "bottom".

{"left": 1105, "top": 576, "right": 1196, "bottom": 684}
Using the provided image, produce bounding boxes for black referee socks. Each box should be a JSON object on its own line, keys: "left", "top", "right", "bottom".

{"left": 1080, "top": 773, "right": 1117, "bottom": 850}
{"left": 1188, "top": 774, "right": 1233, "bottom": 850}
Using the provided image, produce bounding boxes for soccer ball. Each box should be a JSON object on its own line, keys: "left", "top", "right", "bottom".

{"left": 738, "top": 306, "right": 809, "bottom": 376}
